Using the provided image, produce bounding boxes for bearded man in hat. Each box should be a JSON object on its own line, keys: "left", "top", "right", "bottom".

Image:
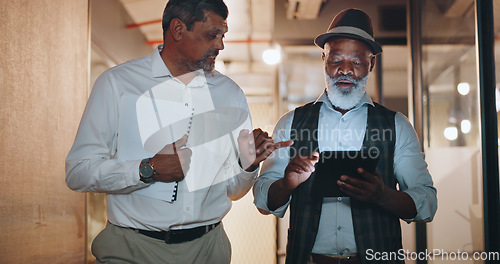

{"left": 253, "top": 8, "right": 437, "bottom": 264}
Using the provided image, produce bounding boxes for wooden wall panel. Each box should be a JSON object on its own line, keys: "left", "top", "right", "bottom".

{"left": 0, "top": 1, "right": 89, "bottom": 263}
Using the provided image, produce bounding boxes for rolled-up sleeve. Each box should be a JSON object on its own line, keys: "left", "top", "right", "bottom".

{"left": 394, "top": 113, "right": 438, "bottom": 222}
{"left": 253, "top": 112, "right": 294, "bottom": 218}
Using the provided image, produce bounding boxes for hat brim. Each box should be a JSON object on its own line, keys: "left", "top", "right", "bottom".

{"left": 314, "top": 33, "right": 382, "bottom": 54}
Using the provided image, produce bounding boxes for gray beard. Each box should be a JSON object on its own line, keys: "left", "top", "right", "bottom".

{"left": 181, "top": 52, "right": 217, "bottom": 72}
{"left": 195, "top": 55, "right": 215, "bottom": 72}
{"left": 325, "top": 74, "right": 368, "bottom": 110}
{"left": 181, "top": 57, "right": 214, "bottom": 72}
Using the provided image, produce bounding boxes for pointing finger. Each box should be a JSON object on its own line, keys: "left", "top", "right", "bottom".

{"left": 272, "top": 140, "right": 294, "bottom": 150}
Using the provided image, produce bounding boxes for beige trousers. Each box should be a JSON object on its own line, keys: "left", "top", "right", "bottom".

{"left": 91, "top": 223, "right": 231, "bottom": 264}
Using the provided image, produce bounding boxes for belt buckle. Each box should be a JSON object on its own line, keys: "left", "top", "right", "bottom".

{"left": 163, "top": 222, "right": 218, "bottom": 244}
{"left": 337, "top": 255, "right": 355, "bottom": 264}
{"left": 164, "top": 229, "right": 182, "bottom": 244}
{"left": 164, "top": 230, "right": 173, "bottom": 244}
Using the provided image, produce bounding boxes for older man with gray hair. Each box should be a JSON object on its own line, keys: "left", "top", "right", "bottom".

{"left": 253, "top": 8, "right": 437, "bottom": 264}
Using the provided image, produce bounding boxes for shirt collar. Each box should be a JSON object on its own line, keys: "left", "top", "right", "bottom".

{"left": 151, "top": 44, "right": 172, "bottom": 78}
{"left": 151, "top": 44, "right": 214, "bottom": 87}
{"left": 314, "top": 89, "right": 374, "bottom": 110}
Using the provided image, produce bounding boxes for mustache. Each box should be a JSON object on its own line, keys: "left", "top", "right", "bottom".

{"left": 331, "top": 75, "right": 357, "bottom": 83}
{"left": 205, "top": 50, "right": 219, "bottom": 58}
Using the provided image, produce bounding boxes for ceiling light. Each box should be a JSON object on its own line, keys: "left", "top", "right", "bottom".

{"left": 461, "top": 119, "right": 471, "bottom": 134}
{"left": 444, "top": 126, "right": 458, "bottom": 141}
{"left": 457, "top": 82, "right": 470, "bottom": 95}
{"left": 262, "top": 47, "right": 281, "bottom": 65}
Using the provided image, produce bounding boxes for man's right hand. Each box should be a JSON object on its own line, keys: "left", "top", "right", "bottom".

{"left": 150, "top": 135, "right": 192, "bottom": 182}
{"left": 267, "top": 152, "right": 319, "bottom": 211}
{"left": 283, "top": 152, "right": 320, "bottom": 191}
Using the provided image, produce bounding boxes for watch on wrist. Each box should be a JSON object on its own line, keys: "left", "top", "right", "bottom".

{"left": 139, "top": 158, "right": 157, "bottom": 183}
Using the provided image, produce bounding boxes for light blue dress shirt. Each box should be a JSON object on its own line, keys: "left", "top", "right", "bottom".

{"left": 253, "top": 91, "right": 437, "bottom": 255}
{"left": 66, "top": 45, "right": 258, "bottom": 231}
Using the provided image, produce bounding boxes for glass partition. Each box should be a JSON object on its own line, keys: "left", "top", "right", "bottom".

{"left": 420, "top": 0, "right": 483, "bottom": 263}
{"left": 494, "top": 0, "right": 500, "bottom": 203}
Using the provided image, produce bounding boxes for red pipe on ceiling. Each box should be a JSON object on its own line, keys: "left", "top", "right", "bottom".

{"left": 126, "top": 19, "right": 162, "bottom": 29}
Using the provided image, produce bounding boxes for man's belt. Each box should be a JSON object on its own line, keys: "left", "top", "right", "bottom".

{"left": 133, "top": 222, "right": 220, "bottom": 244}
{"left": 311, "top": 253, "right": 361, "bottom": 264}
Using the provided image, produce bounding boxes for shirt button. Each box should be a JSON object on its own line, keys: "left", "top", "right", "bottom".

{"left": 337, "top": 197, "right": 342, "bottom": 202}
{"left": 337, "top": 226, "right": 342, "bottom": 231}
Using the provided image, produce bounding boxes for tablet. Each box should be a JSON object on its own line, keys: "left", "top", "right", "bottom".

{"left": 311, "top": 150, "right": 380, "bottom": 197}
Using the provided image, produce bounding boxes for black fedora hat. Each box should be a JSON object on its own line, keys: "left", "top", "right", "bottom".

{"left": 314, "top": 8, "right": 382, "bottom": 54}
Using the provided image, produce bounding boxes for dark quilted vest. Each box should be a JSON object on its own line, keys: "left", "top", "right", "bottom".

{"left": 285, "top": 101, "right": 403, "bottom": 264}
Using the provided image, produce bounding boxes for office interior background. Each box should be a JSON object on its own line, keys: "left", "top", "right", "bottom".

{"left": 1, "top": 0, "right": 499, "bottom": 263}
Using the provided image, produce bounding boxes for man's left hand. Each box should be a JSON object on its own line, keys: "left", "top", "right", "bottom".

{"left": 238, "top": 128, "right": 293, "bottom": 172}
{"left": 337, "top": 168, "right": 388, "bottom": 204}
{"left": 338, "top": 168, "right": 418, "bottom": 219}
